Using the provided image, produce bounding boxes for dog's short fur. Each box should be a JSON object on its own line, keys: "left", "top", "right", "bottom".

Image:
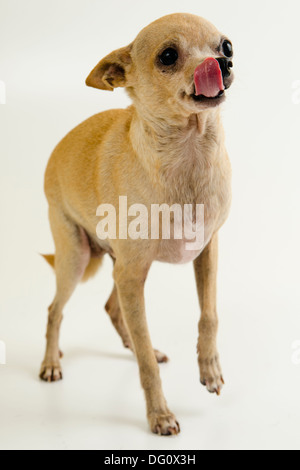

{"left": 40, "top": 13, "right": 234, "bottom": 436}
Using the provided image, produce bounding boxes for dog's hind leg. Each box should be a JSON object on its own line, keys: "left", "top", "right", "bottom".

{"left": 40, "top": 207, "right": 91, "bottom": 382}
{"left": 105, "top": 284, "right": 168, "bottom": 364}
{"left": 105, "top": 284, "right": 132, "bottom": 349}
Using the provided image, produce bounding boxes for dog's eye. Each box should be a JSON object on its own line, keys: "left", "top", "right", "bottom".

{"left": 159, "top": 48, "right": 178, "bottom": 66}
{"left": 222, "top": 40, "right": 233, "bottom": 58}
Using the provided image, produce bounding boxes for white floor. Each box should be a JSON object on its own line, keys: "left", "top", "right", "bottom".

{"left": 1, "top": 0, "right": 300, "bottom": 451}
{"left": 0, "top": 250, "right": 300, "bottom": 450}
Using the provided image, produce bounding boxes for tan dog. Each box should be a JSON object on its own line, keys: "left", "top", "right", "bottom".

{"left": 40, "top": 13, "right": 234, "bottom": 436}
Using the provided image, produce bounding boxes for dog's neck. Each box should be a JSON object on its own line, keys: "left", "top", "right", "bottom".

{"left": 130, "top": 106, "right": 225, "bottom": 200}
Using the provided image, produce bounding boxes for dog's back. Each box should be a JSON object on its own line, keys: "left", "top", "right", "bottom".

{"left": 44, "top": 107, "right": 133, "bottom": 229}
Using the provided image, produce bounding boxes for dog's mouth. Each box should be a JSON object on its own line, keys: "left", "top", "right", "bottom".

{"left": 190, "top": 57, "right": 232, "bottom": 107}
{"left": 191, "top": 89, "right": 225, "bottom": 104}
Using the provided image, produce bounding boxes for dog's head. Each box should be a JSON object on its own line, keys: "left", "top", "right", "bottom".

{"left": 86, "top": 13, "right": 234, "bottom": 119}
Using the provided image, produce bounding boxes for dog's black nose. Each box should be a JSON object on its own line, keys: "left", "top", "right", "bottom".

{"left": 216, "top": 58, "right": 233, "bottom": 79}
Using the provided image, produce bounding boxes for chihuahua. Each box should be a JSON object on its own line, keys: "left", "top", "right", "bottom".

{"left": 40, "top": 13, "right": 234, "bottom": 436}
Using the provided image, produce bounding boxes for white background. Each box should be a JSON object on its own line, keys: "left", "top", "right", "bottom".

{"left": 1, "top": 0, "right": 300, "bottom": 451}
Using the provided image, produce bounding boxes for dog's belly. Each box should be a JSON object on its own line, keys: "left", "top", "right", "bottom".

{"left": 157, "top": 234, "right": 211, "bottom": 264}
{"left": 155, "top": 211, "right": 222, "bottom": 264}
{"left": 165, "top": 242, "right": 204, "bottom": 264}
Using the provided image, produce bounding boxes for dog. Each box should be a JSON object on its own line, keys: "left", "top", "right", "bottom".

{"left": 40, "top": 13, "right": 234, "bottom": 436}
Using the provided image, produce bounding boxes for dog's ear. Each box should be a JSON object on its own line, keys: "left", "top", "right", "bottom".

{"left": 86, "top": 45, "right": 133, "bottom": 91}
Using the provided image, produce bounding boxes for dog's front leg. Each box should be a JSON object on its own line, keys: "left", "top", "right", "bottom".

{"left": 114, "top": 261, "right": 180, "bottom": 436}
{"left": 194, "top": 232, "right": 224, "bottom": 395}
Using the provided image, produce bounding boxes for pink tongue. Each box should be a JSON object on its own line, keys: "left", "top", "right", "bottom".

{"left": 194, "top": 58, "right": 224, "bottom": 98}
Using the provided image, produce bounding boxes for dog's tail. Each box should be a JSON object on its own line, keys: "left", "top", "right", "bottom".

{"left": 41, "top": 254, "right": 103, "bottom": 283}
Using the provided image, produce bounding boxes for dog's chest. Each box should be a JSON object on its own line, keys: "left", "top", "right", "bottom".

{"left": 155, "top": 138, "right": 231, "bottom": 264}
{"left": 157, "top": 197, "right": 228, "bottom": 264}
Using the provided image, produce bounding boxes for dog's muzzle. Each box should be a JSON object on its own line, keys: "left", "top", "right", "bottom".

{"left": 193, "top": 57, "right": 233, "bottom": 101}
{"left": 216, "top": 58, "right": 233, "bottom": 81}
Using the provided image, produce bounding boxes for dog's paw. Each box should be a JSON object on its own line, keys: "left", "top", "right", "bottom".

{"left": 199, "top": 354, "right": 224, "bottom": 395}
{"left": 40, "top": 361, "right": 63, "bottom": 382}
{"left": 154, "top": 349, "right": 169, "bottom": 364}
{"left": 149, "top": 412, "right": 180, "bottom": 436}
